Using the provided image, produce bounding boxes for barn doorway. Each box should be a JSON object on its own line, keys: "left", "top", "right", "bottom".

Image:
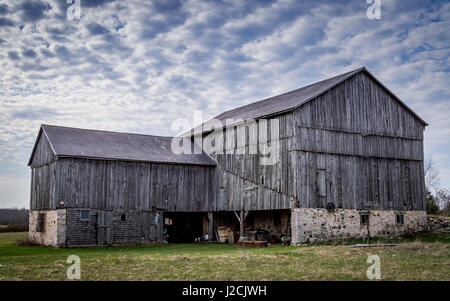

{"left": 95, "top": 211, "right": 112, "bottom": 246}
{"left": 213, "top": 210, "right": 291, "bottom": 244}
{"left": 163, "top": 212, "right": 207, "bottom": 243}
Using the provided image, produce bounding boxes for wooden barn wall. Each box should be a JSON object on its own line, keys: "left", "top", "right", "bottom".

{"left": 295, "top": 152, "right": 425, "bottom": 211}
{"left": 30, "top": 162, "right": 57, "bottom": 210}
{"left": 295, "top": 72, "right": 424, "bottom": 140}
{"left": 29, "top": 132, "right": 57, "bottom": 168}
{"left": 293, "top": 71, "right": 425, "bottom": 211}
{"left": 29, "top": 72, "right": 426, "bottom": 214}
{"left": 48, "top": 158, "right": 215, "bottom": 212}
{"left": 206, "top": 112, "right": 297, "bottom": 211}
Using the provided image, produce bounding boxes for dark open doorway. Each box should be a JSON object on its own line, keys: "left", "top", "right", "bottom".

{"left": 163, "top": 212, "right": 207, "bottom": 243}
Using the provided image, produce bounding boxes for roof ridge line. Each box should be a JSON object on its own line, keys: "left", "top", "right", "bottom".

{"left": 41, "top": 124, "right": 175, "bottom": 139}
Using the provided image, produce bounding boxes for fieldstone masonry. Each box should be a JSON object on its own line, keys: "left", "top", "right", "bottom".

{"left": 29, "top": 209, "right": 66, "bottom": 247}
{"left": 291, "top": 208, "right": 428, "bottom": 245}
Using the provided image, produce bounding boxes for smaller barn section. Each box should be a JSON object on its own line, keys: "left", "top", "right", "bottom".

{"left": 28, "top": 125, "right": 216, "bottom": 247}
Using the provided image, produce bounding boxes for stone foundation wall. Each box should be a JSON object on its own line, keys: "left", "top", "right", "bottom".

{"left": 29, "top": 209, "right": 66, "bottom": 247}
{"left": 291, "top": 208, "right": 428, "bottom": 245}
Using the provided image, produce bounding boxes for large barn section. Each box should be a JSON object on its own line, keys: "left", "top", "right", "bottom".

{"left": 28, "top": 67, "right": 429, "bottom": 247}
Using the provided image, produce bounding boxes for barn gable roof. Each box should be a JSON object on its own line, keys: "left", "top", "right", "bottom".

{"left": 28, "top": 125, "right": 216, "bottom": 167}
{"left": 185, "top": 67, "right": 427, "bottom": 136}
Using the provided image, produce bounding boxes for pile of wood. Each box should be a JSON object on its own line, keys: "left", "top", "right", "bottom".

{"left": 237, "top": 241, "right": 268, "bottom": 248}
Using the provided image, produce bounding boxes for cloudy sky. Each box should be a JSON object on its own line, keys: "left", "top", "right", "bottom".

{"left": 0, "top": 0, "right": 449, "bottom": 208}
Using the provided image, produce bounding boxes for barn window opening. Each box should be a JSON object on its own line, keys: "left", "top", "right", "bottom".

{"left": 36, "top": 213, "right": 45, "bottom": 232}
{"left": 121, "top": 214, "right": 126, "bottom": 222}
{"left": 396, "top": 213, "right": 404, "bottom": 225}
{"left": 360, "top": 213, "right": 370, "bottom": 225}
{"left": 79, "top": 210, "right": 90, "bottom": 221}
{"left": 317, "top": 169, "right": 326, "bottom": 197}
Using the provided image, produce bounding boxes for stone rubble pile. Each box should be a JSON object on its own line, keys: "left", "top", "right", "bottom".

{"left": 428, "top": 216, "right": 450, "bottom": 232}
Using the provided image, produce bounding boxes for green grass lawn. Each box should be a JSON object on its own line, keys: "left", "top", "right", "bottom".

{"left": 0, "top": 232, "right": 448, "bottom": 281}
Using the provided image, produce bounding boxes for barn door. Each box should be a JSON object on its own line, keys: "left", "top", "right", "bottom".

{"left": 96, "top": 211, "right": 112, "bottom": 246}
{"left": 146, "top": 211, "right": 163, "bottom": 242}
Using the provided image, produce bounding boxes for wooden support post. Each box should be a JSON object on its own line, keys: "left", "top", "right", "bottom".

{"left": 234, "top": 209, "right": 249, "bottom": 241}
{"left": 239, "top": 209, "right": 244, "bottom": 240}
{"left": 208, "top": 211, "right": 214, "bottom": 242}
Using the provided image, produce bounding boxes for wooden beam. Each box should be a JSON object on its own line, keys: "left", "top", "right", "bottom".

{"left": 234, "top": 211, "right": 241, "bottom": 223}
{"left": 208, "top": 211, "right": 214, "bottom": 241}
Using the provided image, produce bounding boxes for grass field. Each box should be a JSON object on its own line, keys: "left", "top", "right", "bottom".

{"left": 0, "top": 232, "right": 449, "bottom": 281}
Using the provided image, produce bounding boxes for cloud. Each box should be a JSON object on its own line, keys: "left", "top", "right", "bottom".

{"left": 86, "top": 22, "right": 109, "bottom": 35}
{"left": 82, "top": 0, "right": 115, "bottom": 8}
{"left": 22, "top": 48, "right": 37, "bottom": 58}
{"left": 7, "top": 51, "right": 20, "bottom": 60}
{"left": 0, "top": 17, "right": 14, "bottom": 27}
{"left": 19, "top": 0, "right": 51, "bottom": 22}
{"left": 11, "top": 106, "right": 60, "bottom": 120}
{"left": 0, "top": 0, "right": 449, "bottom": 208}
{"left": 0, "top": 4, "right": 9, "bottom": 15}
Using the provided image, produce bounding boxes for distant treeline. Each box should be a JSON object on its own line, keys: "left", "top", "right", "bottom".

{"left": 0, "top": 208, "right": 29, "bottom": 226}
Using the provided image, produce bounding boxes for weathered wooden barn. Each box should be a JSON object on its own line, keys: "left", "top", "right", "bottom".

{"left": 28, "top": 67, "right": 428, "bottom": 247}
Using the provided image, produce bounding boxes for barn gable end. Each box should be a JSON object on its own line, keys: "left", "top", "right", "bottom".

{"left": 28, "top": 128, "right": 57, "bottom": 168}
{"left": 290, "top": 70, "right": 427, "bottom": 244}
{"left": 293, "top": 70, "right": 425, "bottom": 160}
{"left": 294, "top": 70, "right": 425, "bottom": 140}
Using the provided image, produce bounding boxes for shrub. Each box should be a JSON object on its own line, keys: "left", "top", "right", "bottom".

{"left": 0, "top": 224, "right": 29, "bottom": 233}
{"left": 426, "top": 189, "right": 440, "bottom": 214}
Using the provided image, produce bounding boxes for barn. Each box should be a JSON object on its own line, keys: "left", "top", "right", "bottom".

{"left": 28, "top": 67, "right": 429, "bottom": 247}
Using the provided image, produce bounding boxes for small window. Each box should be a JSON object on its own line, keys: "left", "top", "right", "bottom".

{"left": 360, "top": 213, "right": 370, "bottom": 225}
{"left": 79, "top": 210, "right": 90, "bottom": 221}
{"left": 396, "top": 213, "right": 404, "bottom": 225}
{"left": 36, "top": 213, "right": 45, "bottom": 232}
{"left": 121, "top": 214, "right": 126, "bottom": 222}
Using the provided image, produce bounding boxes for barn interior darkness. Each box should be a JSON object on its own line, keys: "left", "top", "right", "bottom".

{"left": 163, "top": 210, "right": 291, "bottom": 243}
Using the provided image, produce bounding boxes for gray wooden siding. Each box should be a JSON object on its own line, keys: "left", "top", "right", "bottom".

{"left": 29, "top": 132, "right": 57, "bottom": 168}
{"left": 48, "top": 158, "right": 215, "bottom": 212}
{"left": 295, "top": 152, "right": 425, "bottom": 211}
{"left": 293, "top": 71, "right": 425, "bottom": 211}
{"left": 30, "top": 162, "right": 57, "bottom": 210}
{"left": 294, "top": 72, "right": 424, "bottom": 139}
{"left": 206, "top": 71, "right": 425, "bottom": 212}
{"left": 207, "top": 113, "right": 297, "bottom": 211}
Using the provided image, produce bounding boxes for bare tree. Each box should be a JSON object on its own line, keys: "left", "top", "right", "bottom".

{"left": 424, "top": 157, "right": 440, "bottom": 192}
{"left": 435, "top": 189, "right": 450, "bottom": 213}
